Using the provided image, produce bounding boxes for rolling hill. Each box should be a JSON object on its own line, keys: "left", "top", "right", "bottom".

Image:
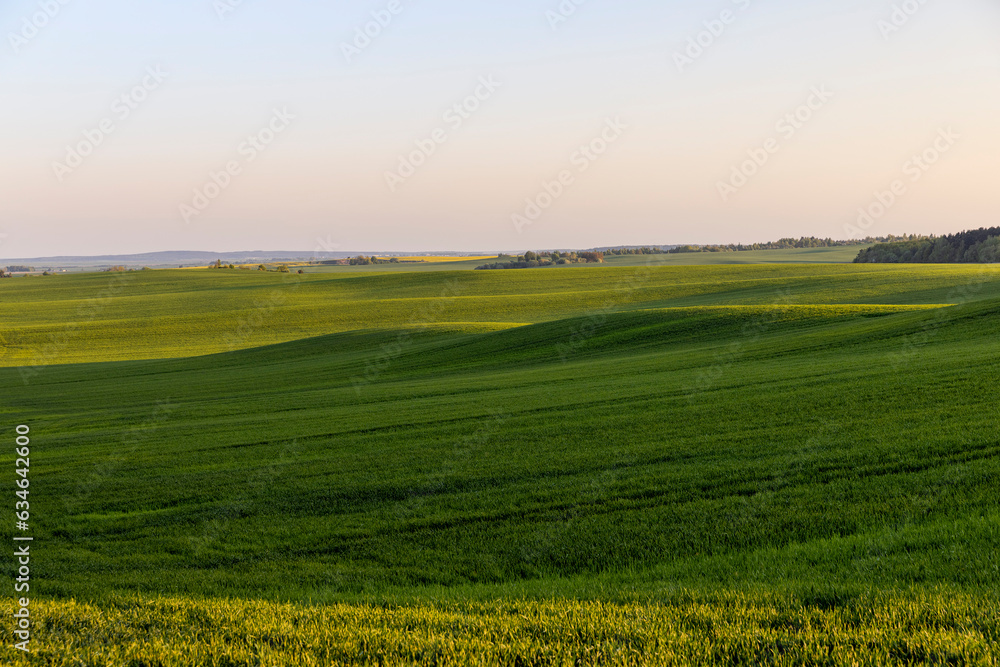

{"left": 2, "top": 262, "right": 998, "bottom": 664}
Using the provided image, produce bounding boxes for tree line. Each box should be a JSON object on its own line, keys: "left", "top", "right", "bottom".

{"left": 348, "top": 255, "right": 399, "bottom": 265}
{"left": 208, "top": 260, "right": 300, "bottom": 273}
{"left": 854, "top": 228, "right": 1000, "bottom": 264}
{"left": 669, "top": 235, "right": 916, "bottom": 254}
{"left": 603, "top": 247, "right": 666, "bottom": 255}
{"left": 476, "top": 251, "right": 604, "bottom": 270}
{"left": 600, "top": 236, "right": 918, "bottom": 256}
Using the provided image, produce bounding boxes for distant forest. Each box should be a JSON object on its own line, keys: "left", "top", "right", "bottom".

{"left": 665, "top": 235, "right": 908, "bottom": 254}
{"left": 603, "top": 236, "right": 911, "bottom": 255}
{"left": 855, "top": 228, "right": 1000, "bottom": 264}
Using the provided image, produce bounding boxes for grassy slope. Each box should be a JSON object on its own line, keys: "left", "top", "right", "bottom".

{"left": 2, "top": 263, "right": 999, "bottom": 664}
{"left": 2, "top": 263, "right": 998, "bottom": 366}
{"left": 303, "top": 257, "right": 496, "bottom": 272}
{"left": 600, "top": 246, "right": 868, "bottom": 266}
{"left": 302, "top": 247, "right": 869, "bottom": 273}
{"left": 3, "top": 301, "right": 999, "bottom": 597}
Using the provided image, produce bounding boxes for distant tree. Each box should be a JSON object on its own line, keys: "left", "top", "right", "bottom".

{"left": 978, "top": 237, "right": 1000, "bottom": 263}
{"left": 855, "top": 227, "right": 1000, "bottom": 264}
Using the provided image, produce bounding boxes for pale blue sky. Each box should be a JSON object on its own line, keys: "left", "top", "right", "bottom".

{"left": 2, "top": 0, "right": 999, "bottom": 256}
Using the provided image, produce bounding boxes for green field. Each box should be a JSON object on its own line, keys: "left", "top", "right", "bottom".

{"left": 2, "top": 258, "right": 999, "bottom": 664}
{"left": 600, "top": 246, "right": 868, "bottom": 266}
{"left": 2, "top": 261, "right": 995, "bottom": 367}
{"left": 299, "top": 247, "right": 868, "bottom": 274}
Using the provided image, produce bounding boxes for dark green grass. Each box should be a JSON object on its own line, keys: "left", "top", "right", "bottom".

{"left": 3, "top": 293, "right": 999, "bottom": 605}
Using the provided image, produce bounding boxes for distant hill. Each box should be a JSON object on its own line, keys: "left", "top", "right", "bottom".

{"left": 2, "top": 250, "right": 348, "bottom": 267}
{"left": 0, "top": 250, "right": 491, "bottom": 270}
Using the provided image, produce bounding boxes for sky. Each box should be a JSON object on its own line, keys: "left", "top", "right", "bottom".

{"left": 1, "top": 0, "right": 999, "bottom": 257}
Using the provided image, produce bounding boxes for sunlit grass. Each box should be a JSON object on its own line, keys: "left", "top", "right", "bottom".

{"left": 4, "top": 589, "right": 997, "bottom": 666}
